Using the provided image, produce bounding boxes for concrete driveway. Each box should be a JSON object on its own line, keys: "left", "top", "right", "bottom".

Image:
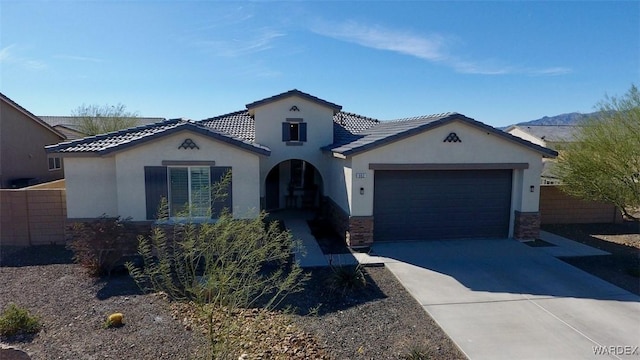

{"left": 364, "top": 239, "right": 640, "bottom": 360}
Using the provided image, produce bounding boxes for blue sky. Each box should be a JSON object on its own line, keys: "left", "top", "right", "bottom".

{"left": 1, "top": 1, "right": 638, "bottom": 127}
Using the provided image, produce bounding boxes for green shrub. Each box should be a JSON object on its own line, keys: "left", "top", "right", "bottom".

{"left": 401, "top": 347, "right": 430, "bottom": 360}
{"left": 67, "top": 216, "right": 130, "bottom": 277}
{"left": 326, "top": 264, "right": 367, "bottom": 295}
{"left": 126, "top": 175, "right": 308, "bottom": 358}
{"left": 0, "top": 304, "right": 41, "bottom": 337}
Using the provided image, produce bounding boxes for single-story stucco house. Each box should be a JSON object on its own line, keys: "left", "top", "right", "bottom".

{"left": 46, "top": 89, "right": 558, "bottom": 246}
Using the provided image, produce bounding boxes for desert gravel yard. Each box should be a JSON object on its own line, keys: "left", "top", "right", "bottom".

{"left": 0, "top": 245, "right": 465, "bottom": 360}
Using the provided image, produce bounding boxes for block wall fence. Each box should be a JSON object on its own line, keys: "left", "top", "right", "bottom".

{"left": 0, "top": 186, "right": 67, "bottom": 246}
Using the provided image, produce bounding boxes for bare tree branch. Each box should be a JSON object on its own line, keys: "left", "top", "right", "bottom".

{"left": 71, "top": 103, "right": 139, "bottom": 135}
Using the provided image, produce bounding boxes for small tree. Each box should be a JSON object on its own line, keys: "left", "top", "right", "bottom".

{"left": 553, "top": 85, "right": 640, "bottom": 220}
{"left": 72, "top": 103, "right": 138, "bottom": 135}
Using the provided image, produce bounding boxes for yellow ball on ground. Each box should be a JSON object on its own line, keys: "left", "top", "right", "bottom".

{"left": 108, "top": 313, "right": 124, "bottom": 326}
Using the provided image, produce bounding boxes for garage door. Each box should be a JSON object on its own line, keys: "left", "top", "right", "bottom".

{"left": 373, "top": 170, "right": 512, "bottom": 241}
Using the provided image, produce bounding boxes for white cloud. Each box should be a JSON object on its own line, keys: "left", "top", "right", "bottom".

{"left": 193, "top": 28, "right": 285, "bottom": 57}
{"left": 0, "top": 44, "right": 47, "bottom": 70}
{"left": 312, "top": 21, "right": 448, "bottom": 62}
{"left": 0, "top": 45, "right": 15, "bottom": 61}
{"left": 311, "top": 21, "right": 571, "bottom": 76}
{"left": 529, "top": 67, "right": 573, "bottom": 76}
{"left": 54, "top": 54, "right": 104, "bottom": 63}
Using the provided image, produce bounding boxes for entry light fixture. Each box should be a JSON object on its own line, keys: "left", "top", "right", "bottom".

{"left": 530, "top": 185, "right": 535, "bottom": 193}
{"left": 360, "top": 187, "right": 365, "bottom": 195}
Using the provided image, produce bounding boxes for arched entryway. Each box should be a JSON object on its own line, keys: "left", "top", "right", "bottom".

{"left": 264, "top": 159, "right": 324, "bottom": 211}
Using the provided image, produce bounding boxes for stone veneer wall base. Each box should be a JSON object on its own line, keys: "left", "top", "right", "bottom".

{"left": 323, "top": 197, "right": 374, "bottom": 248}
{"left": 513, "top": 211, "right": 541, "bottom": 240}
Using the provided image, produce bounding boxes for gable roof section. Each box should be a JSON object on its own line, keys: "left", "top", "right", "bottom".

{"left": 506, "top": 125, "right": 581, "bottom": 143}
{"left": 0, "top": 92, "right": 65, "bottom": 139}
{"left": 45, "top": 118, "right": 270, "bottom": 156}
{"left": 326, "top": 112, "right": 558, "bottom": 158}
{"left": 246, "top": 89, "right": 342, "bottom": 113}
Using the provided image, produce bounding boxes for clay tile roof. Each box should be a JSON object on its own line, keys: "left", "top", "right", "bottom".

{"left": 326, "top": 112, "right": 558, "bottom": 158}
{"left": 199, "top": 110, "right": 255, "bottom": 142}
{"left": 46, "top": 118, "right": 270, "bottom": 156}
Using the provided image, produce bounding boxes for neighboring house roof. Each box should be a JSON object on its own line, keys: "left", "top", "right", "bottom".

{"left": 505, "top": 125, "right": 581, "bottom": 143}
{"left": 40, "top": 116, "right": 166, "bottom": 139}
{"left": 0, "top": 93, "right": 66, "bottom": 139}
{"left": 45, "top": 118, "right": 271, "bottom": 156}
{"left": 246, "top": 89, "right": 343, "bottom": 113}
{"left": 327, "top": 112, "right": 559, "bottom": 158}
{"left": 51, "top": 125, "right": 86, "bottom": 140}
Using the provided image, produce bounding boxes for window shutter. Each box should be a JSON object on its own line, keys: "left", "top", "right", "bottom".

{"left": 299, "top": 122, "right": 307, "bottom": 142}
{"left": 144, "top": 166, "right": 168, "bottom": 220}
{"left": 282, "top": 123, "right": 290, "bottom": 141}
{"left": 210, "top": 167, "right": 232, "bottom": 218}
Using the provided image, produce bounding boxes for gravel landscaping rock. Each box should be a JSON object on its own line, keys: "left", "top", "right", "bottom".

{"left": 0, "top": 245, "right": 465, "bottom": 359}
{"left": 0, "top": 254, "right": 208, "bottom": 359}
{"left": 284, "top": 266, "right": 466, "bottom": 360}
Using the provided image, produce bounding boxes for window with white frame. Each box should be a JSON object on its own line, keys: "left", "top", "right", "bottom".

{"left": 168, "top": 166, "right": 211, "bottom": 218}
{"left": 48, "top": 157, "right": 61, "bottom": 171}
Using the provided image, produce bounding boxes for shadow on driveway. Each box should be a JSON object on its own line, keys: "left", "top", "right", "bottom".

{"left": 369, "top": 238, "right": 639, "bottom": 303}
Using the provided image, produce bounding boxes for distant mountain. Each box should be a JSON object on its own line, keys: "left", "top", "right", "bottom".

{"left": 517, "top": 111, "right": 600, "bottom": 126}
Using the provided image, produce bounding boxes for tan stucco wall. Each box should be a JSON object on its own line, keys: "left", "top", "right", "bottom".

{"left": 253, "top": 96, "right": 335, "bottom": 199}
{"left": 114, "top": 130, "right": 261, "bottom": 220}
{"left": 0, "top": 100, "right": 64, "bottom": 187}
{"left": 65, "top": 131, "right": 261, "bottom": 221}
{"left": 325, "top": 156, "right": 352, "bottom": 213}
{"left": 65, "top": 157, "right": 117, "bottom": 218}
{"left": 348, "top": 120, "right": 544, "bottom": 236}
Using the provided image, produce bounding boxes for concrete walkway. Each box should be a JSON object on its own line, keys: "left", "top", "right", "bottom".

{"left": 358, "top": 239, "right": 640, "bottom": 360}
{"left": 538, "top": 230, "right": 610, "bottom": 257}
{"left": 270, "top": 210, "right": 357, "bottom": 268}
{"left": 286, "top": 217, "right": 330, "bottom": 267}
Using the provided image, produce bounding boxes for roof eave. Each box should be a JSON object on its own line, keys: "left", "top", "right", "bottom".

{"left": 330, "top": 114, "right": 559, "bottom": 158}
{"left": 46, "top": 122, "right": 271, "bottom": 157}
